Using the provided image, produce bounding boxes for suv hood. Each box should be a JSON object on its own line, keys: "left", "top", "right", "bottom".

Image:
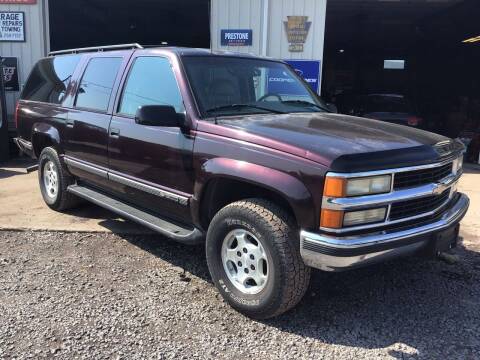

{"left": 215, "top": 112, "right": 451, "bottom": 172}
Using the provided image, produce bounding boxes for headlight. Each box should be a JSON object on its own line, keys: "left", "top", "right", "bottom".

{"left": 343, "top": 207, "right": 387, "bottom": 227}
{"left": 346, "top": 175, "right": 392, "bottom": 196}
{"left": 324, "top": 175, "right": 392, "bottom": 197}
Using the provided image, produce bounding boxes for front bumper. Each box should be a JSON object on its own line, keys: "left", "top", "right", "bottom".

{"left": 300, "top": 193, "right": 470, "bottom": 271}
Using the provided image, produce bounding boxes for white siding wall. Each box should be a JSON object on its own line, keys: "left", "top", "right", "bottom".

{"left": 210, "top": 0, "right": 264, "bottom": 55}
{"left": 211, "top": 0, "right": 327, "bottom": 90}
{"left": 267, "top": 0, "right": 327, "bottom": 61}
{"left": 0, "top": 0, "right": 48, "bottom": 128}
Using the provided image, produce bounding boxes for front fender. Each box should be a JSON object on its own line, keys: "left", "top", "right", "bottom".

{"left": 193, "top": 157, "right": 316, "bottom": 229}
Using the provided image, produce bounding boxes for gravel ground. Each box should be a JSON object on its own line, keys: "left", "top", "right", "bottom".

{"left": 0, "top": 230, "right": 479, "bottom": 359}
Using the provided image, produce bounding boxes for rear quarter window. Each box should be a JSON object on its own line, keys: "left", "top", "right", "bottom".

{"left": 21, "top": 55, "right": 81, "bottom": 104}
{"left": 75, "top": 57, "right": 123, "bottom": 112}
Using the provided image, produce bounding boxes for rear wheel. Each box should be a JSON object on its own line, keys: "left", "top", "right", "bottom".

{"left": 206, "top": 198, "right": 310, "bottom": 319}
{"left": 38, "top": 147, "right": 80, "bottom": 211}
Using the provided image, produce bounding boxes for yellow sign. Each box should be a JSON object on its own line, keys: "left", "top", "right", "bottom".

{"left": 284, "top": 16, "right": 312, "bottom": 52}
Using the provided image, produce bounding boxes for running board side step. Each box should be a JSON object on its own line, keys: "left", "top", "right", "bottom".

{"left": 67, "top": 185, "right": 204, "bottom": 245}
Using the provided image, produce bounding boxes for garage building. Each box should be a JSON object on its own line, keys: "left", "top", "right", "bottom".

{"left": 1, "top": 0, "right": 479, "bottom": 162}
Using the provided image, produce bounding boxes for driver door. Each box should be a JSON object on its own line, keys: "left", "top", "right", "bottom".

{"left": 107, "top": 55, "right": 195, "bottom": 224}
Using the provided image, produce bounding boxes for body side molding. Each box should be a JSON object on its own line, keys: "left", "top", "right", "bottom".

{"left": 64, "top": 156, "right": 189, "bottom": 205}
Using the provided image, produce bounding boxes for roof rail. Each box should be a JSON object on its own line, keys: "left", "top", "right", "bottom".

{"left": 48, "top": 43, "right": 144, "bottom": 56}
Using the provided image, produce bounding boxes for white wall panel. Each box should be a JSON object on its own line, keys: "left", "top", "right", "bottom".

{"left": 267, "top": 0, "right": 327, "bottom": 61}
{"left": 211, "top": 0, "right": 264, "bottom": 55}
{"left": 211, "top": 0, "right": 327, "bottom": 90}
{"left": 0, "top": 0, "right": 47, "bottom": 127}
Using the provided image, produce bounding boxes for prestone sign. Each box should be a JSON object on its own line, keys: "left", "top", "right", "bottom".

{"left": 221, "top": 29, "right": 252, "bottom": 46}
{"left": 0, "top": 12, "right": 25, "bottom": 42}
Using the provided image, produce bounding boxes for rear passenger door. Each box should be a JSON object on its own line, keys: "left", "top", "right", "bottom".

{"left": 107, "top": 54, "right": 195, "bottom": 223}
{"left": 64, "top": 53, "right": 129, "bottom": 188}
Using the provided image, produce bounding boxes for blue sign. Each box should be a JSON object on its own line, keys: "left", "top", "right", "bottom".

{"left": 267, "top": 60, "right": 321, "bottom": 95}
{"left": 285, "top": 60, "right": 321, "bottom": 93}
{"left": 221, "top": 29, "right": 252, "bottom": 46}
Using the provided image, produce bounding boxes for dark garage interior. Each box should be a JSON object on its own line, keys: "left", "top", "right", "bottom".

{"left": 48, "top": 0, "right": 211, "bottom": 51}
{"left": 322, "top": 0, "right": 480, "bottom": 162}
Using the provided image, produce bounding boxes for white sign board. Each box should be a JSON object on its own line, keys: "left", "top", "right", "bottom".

{"left": 0, "top": 12, "right": 25, "bottom": 42}
{"left": 384, "top": 60, "right": 405, "bottom": 70}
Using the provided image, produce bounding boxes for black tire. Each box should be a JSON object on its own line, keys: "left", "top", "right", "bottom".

{"left": 206, "top": 198, "right": 311, "bottom": 319}
{"left": 38, "top": 147, "right": 80, "bottom": 211}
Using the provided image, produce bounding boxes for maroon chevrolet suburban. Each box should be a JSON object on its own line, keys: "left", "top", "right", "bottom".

{"left": 15, "top": 44, "right": 469, "bottom": 319}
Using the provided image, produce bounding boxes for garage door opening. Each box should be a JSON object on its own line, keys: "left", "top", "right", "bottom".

{"left": 323, "top": 0, "right": 480, "bottom": 163}
{"left": 48, "top": 0, "right": 211, "bottom": 52}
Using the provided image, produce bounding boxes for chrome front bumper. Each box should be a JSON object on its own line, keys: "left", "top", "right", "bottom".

{"left": 300, "top": 193, "right": 470, "bottom": 272}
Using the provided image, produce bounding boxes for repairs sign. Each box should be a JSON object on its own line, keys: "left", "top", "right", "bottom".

{"left": 221, "top": 29, "right": 252, "bottom": 46}
{"left": 0, "top": 0, "right": 36, "bottom": 3}
{"left": 2, "top": 57, "right": 19, "bottom": 91}
{"left": 0, "top": 12, "right": 25, "bottom": 42}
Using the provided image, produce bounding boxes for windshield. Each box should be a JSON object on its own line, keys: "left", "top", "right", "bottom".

{"left": 182, "top": 56, "right": 328, "bottom": 118}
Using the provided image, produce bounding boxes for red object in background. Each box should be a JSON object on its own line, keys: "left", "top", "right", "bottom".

{"left": 408, "top": 116, "right": 422, "bottom": 127}
{"left": 0, "top": 0, "right": 36, "bottom": 3}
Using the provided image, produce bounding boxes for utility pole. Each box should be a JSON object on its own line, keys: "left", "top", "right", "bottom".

{"left": 0, "top": 57, "right": 10, "bottom": 163}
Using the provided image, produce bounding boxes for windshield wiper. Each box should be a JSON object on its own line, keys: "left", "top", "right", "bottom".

{"left": 205, "top": 103, "right": 285, "bottom": 115}
{"left": 281, "top": 100, "right": 329, "bottom": 112}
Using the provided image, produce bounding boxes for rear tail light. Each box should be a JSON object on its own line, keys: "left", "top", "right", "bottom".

{"left": 14, "top": 101, "right": 20, "bottom": 129}
{"left": 407, "top": 116, "right": 422, "bottom": 126}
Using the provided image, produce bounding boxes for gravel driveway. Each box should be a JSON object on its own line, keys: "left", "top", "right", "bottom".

{"left": 1, "top": 230, "right": 479, "bottom": 359}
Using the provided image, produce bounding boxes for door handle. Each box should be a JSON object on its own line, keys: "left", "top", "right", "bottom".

{"left": 66, "top": 119, "right": 74, "bottom": 128}
{"left": 110, "top": 128, "right": 120, "bottom": 137}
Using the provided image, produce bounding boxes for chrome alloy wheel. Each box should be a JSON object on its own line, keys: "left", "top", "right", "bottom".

{"left": 43, "top": 160, "right": 59, "bottom": 199}
{"left": 221, "top": 229, "right": 269, "bottom": 295}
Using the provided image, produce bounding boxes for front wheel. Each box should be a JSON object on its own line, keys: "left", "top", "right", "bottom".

{"left": 206, "top": 199, "right": 310, "bottom": 319}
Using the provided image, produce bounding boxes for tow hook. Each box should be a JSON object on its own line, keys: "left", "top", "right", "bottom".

{"left": 437, "top": 251, "right": 460, "bottom": 265}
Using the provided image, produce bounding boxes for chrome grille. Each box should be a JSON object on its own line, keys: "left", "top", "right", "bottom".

{"left": 389, "top": 189, "right": 450, "bottom": 220}
{"left": 393, "top": 163, "right": 452, "bottom": 190}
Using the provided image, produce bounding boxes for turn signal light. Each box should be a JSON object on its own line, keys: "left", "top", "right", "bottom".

{"left": 320, "top": 209, "right": 344, "bottom": 229}
{"left": 323, "top": 177, "right": 346, "bottom": 197}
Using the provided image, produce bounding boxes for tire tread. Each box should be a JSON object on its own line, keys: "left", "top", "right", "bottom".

{"left": 209, "top": 198, "right": 310, "bottom": 318}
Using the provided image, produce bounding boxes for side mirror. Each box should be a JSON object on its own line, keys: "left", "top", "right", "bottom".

{"left": 326, "top": 103, "right": 338, "bottom": 113}
{"left": 135, "top": 105, "right": 183, "bottom": 127}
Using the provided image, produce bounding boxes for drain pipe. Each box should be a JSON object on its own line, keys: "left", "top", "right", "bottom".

{"left": 261, "top": 0, "right": 269, "bottom": 57}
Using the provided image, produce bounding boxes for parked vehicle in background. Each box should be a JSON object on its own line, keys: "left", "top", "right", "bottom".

{"left": 14, "top": 45, "right": 469, "bottom": 319}
{"left": 353, "top": 94, "right": 424, "bottom": 128}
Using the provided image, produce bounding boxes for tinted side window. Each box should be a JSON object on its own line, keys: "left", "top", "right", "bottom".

{"left": 75, "top": 57, "right": 123, "bottom": 112}
{"left": 119, "top": 57, "right": 184, "bottom": 116}
{"left": 21, "top": 55, "right": 81, "bottom": 104}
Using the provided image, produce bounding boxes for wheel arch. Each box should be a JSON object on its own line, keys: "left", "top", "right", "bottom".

{"left": 192, "top": 158, "right": 316, "bottom": 230}
{"left": 31, "top": 123, "right": 62, "bottom": 158}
